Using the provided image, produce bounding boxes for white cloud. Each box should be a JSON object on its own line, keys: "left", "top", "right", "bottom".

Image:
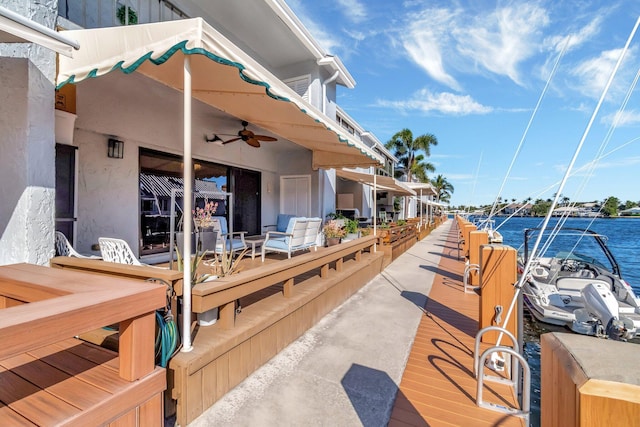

{"left": 402, "top": 8, "right": 461, "bottom": 90}
{"left": 571, "top": 48, "right": 622, "bottom": 98}
{"left": 401, "top": 3, "right": 549, "bottom": 89}
{"left": 377, "top": 88, "right": 492, "bottom": 116}
{"left": 455, "top": 4, "right": 549, "bottom": 86}
{"left": 336, "top": 0, "right": 367, "bottom": 24}
{"left": 543, "top": 15, "right": 602, "bottom": 55}
{"left": 602, "top": 109, "right": 640, "bottom": 126}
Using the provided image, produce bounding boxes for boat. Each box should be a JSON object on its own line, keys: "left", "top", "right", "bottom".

{"left": 472, "top": 216, "right": 504, "bottom": 244}
{"left": 518, "top": 227, "right": 640, "bottom": 341}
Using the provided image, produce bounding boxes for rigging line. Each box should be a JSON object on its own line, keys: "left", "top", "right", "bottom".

{"left": 580, "top": 68, "right": 640, "bottom": 204}
{"left": 493, "top": 134, "right": 640, "bottom": 234}
{"left": 567, "top": 64, "right": 640, "bottom": 213}
{"left": 467, "top": 151, "right": 483, "bottom": 212}
{"left": 495, "top": 16, "right": 640, "bottom": 348}
{"left": 487, "top": 36, "right": 572, "bottom": 220}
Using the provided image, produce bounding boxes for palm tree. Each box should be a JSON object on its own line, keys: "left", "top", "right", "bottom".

{"left": 385, "top": 129, "right": 438, "bottom": 183}
{"left": 431, "top": 174, "right": 454, "bottom": 203}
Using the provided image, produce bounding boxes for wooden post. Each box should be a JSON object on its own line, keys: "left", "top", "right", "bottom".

{"left": 479, "top": 244, "right": 517, "bottom": 344}
{"left": 218, "top": 301, "right": 235, "bottom": 329}
{"left": 462, "top": 224, "right": 477, "bottom": 259}
{"left": 542, "top": 333, "right": 640, "bottom": 427}
{"left": 119, "top": 312, "right": 156, "bottom": 381}
{"left": 283, "top": 278, "right": 294, "bottom": 298}
{"left": 468, "top": 231, "right": 489, "bottom": 286}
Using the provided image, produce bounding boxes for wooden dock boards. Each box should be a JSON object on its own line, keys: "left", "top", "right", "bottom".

{"left": 0, "top": 338, "right": 165, "bottom": 426}
{"left": 390, "top": 222, "right": 526, "bottom": 427}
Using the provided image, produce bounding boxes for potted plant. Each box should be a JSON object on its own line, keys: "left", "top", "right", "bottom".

{"left": 323, "top": 220, "right": 345, "bottom": 246}
{"left": 359, "top": 227, "right": 372, "bottom": 237}
{"left": 193, "top": 247, "right": 249, "bottom": 326}
{"left": 343, "top": 218, "right": 359, "bottom": 241}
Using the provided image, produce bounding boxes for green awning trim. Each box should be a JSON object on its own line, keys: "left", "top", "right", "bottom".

{"left": 56, "top": 40, "right": 378, "bottom": 162}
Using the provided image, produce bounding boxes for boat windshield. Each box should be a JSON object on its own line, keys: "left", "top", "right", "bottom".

{"left": 527, "top": 229, "right": 616, "bottom": 274}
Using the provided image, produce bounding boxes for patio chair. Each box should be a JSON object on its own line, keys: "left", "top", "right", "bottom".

{"left": 98, "top": 237, "right": 159, "bottom": 267}
{"left": 208, "top": 216, "right": 247, "bottom": 256}
{"left": 261, "top": 217, "right": 308, "bottom": 261}
{"left": 303, "top": 217, "right": 322, "bottom": 250}
{"left": 55, "top": 231, "right": 101, "bottom": 259}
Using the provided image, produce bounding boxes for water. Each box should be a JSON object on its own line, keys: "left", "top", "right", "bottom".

{"left": 488, "top": 216, "right": 640, "bottom": 426}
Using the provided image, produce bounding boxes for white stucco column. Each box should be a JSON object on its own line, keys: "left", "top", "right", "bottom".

{"left": 0, "top": 2, "right": 58, "bottom": 266}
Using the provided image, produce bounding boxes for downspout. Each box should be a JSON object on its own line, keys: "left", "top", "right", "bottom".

{"left": 322, "top": 70, "right": 340, "bottom": 115}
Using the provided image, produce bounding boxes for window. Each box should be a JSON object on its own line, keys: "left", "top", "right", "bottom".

{"left": 284, "top": 75, "right": 311, "bottom": 102}
{"left": 139, "top": 149, "right": 228, "bottom": 255}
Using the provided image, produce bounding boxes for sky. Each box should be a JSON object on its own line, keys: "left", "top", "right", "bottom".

{"left": 287, "top": 1, "right": 640, "bottom": 207}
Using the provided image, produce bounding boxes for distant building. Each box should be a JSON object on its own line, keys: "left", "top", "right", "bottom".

{"left": 620, "top": 206, "right": 640, "bottom": 216}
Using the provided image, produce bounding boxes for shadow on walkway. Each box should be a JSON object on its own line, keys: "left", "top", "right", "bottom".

{"left": 419, "top": 264, "right": 463, "bottom": 283}
{"left": 342, "top": 363, "right": 429, "bottom": 427}
{"left": 424, "top": 297, "right": 478, "bottom": 338}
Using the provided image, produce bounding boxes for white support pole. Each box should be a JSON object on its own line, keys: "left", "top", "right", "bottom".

{"left": 373, "top": 173, "right": 377, "bottom": 252}
{"left": 181, "top": 56, "right": 193, "bottom": 353}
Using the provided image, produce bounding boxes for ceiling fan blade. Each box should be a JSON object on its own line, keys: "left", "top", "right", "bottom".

{"left": 255, "top": 135, "right": 277, "bottom": 141}
{"left": 246, "top": 138, "right": 261, "bottom": 148}
{"left": 222, "top": 137, "right": 242, "bottom": 144}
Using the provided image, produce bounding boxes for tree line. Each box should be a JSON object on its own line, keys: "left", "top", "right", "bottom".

{"left": 453, "top": 196, "right": 640, "bottom": 217}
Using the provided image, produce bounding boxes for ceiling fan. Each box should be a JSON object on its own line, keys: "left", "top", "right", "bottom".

{"left": 205, "top": 120, "right": 277, "bottom": 148}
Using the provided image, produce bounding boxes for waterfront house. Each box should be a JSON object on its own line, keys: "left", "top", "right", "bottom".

{"left": 1, "top": 0, "right": 430, "bottom": 264}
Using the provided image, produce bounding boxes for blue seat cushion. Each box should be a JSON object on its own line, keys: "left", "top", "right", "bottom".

{"left": 277, "top": 214, "right": 296, "bottom": 232}
{"left": 264, "top": 238, "right": 290, "bottom": 251}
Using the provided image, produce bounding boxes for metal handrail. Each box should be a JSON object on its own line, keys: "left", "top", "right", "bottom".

{"left": 463, "top": 262, "right": 480, "bottom": 294}
{"left": 473, "top": 326, "right": 519, "bottom": 387}
{"left": 477, "top": 347, "right": 530, "bottom": 423}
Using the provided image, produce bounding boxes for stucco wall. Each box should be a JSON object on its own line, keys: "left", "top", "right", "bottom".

{"left": 0, "top": 1, "right": 57, "bottom": 266}
{"left": 72, "top": 71, "right": 316, "bottom": 256}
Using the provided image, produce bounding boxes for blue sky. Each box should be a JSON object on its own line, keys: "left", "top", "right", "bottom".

{"left": 288, "top": 1, "right": 640, "bottom": 207}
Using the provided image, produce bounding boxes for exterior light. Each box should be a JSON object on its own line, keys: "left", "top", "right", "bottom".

{"left": 108, "top": 138, "right": 124, "bottom": 159}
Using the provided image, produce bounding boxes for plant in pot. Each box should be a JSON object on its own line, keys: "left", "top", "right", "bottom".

{"left": 359, "top": 227, "right": 372, "bottom": 237}
{"left": 343, "top": 218, "right": 359, "bottom": 241}
{"left": 323, "top": 220, "right": 345, "bottom": 246}
{"left": 196, "top": 246, "right": 249, "bottom": 325}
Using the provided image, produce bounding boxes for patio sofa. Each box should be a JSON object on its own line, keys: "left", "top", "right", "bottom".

{"left": 261, "top": 216, "right": 322, "bottom": 261}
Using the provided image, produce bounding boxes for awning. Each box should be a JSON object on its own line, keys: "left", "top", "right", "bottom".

{"left": 56, "top": 18, "right": 382, "bottom": 169}
{"left": 405, "top": 181, "right": 438, "bottom": 196}
{"left": 0, "top": 6, "right": 79, "bottom": 57}
{"left": 336, "top": 168, "right": 416, "bottom": 196}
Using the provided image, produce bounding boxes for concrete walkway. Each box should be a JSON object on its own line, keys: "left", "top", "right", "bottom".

{"left": 188, "top": 220, "right": 452, "bottom": 427}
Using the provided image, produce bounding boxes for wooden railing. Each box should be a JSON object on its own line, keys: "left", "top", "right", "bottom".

{"left": 0, "top": 263, "right": 167, "bottom": 425}
{"left": 191, "top": 235, "right": 377, "bottom": 329}
{"left": 376, "top": 223, "right": 417, "bottom": 245}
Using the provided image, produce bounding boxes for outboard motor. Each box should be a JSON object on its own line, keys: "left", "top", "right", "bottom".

{"left": 581, "top": 282, "right": 619, "bottom": 324}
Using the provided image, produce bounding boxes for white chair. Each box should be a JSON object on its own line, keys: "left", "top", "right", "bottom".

{"left": 98, "top": 237, "right": 149, "bottom": 266}
{"left": 261, "top": 217, "right": 308, "bottom": 261}
{"left": 55, "top": 231, "right": 101, "bottom": 259}
{"left": 208, "top": 216, "right": 247, "bottom": 256}
{"left": 303, "top": 218, "right": 322, "bottom": 250}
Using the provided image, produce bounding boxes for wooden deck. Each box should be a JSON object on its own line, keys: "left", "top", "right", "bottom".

{"left": 389, "top": 223, "right": 526, "bottom": 427}
{"left": 0, "top": 264, "right": 167, "bottom": 426}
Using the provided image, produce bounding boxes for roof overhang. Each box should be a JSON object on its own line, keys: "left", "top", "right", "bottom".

{"left": 0, "top": 6, "right": 79, "bottom": 57}
{"left": 336, "top": 169, "right": 416, "bottom": 196}
{"left": 405, "top": 182, "right": 438, "bottom": 196}
{"left": 56, "top": 18, "right": 382, "bottom": 169}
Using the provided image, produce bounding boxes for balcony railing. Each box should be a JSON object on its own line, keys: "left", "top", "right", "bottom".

{"left": 59, "top": 0, "right": 188, "bottom": 29}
